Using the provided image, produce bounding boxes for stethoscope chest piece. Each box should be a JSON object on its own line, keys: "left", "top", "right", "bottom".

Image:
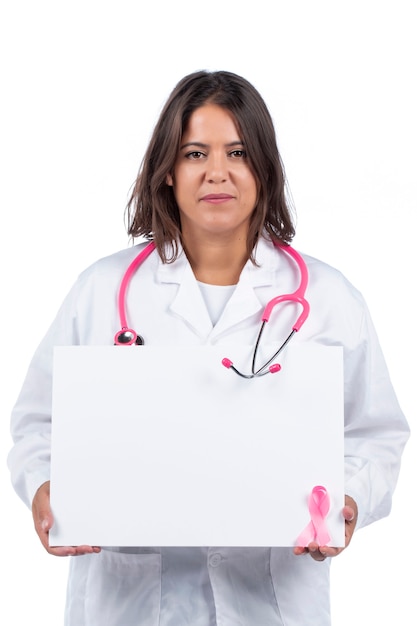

{"left": 114, "top": 328, "right": 144, "bottom": 346}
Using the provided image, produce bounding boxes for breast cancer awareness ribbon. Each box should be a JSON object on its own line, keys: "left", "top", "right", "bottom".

{"left": 296, "top": 485, "right": 331, "bottom": 547}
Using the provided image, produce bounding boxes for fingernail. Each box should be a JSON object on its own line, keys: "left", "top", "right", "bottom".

{"left": 41, "top": 519, "right": 49, "bottom": 531}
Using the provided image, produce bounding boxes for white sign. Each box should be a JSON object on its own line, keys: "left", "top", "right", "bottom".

{"left": 50, "top": 344, "right": 345, "bottom": 547}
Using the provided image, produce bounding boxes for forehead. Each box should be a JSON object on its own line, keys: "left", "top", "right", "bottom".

{"left": 183, "top": 104, "right": 241, "bottom": 140}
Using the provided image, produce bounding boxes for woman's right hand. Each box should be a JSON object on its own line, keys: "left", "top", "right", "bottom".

{"left": 32, "top": 481, "right": 101, "bottom": 556}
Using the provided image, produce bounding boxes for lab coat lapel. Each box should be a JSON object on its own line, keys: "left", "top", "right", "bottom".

{"left": 170, "top": 265, "right": 214, "bottom": 337}
{"left": 156, "top": 240, "right": 276, "bottom": 339}
{"left": 158, "top": 252, "right": 213, "bottom": 338}
{"left": 213, "top": 239, "right": 278, "bottom": 336}
{"left": 211, "top": 279, "right": 263, "bottom": 337}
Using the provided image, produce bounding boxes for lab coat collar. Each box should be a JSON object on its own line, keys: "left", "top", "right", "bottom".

{"left": 156, "top": 238, "right": 279, "bottom": 340}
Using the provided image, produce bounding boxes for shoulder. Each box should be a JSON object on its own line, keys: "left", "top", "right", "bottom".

{"left": 301, "top": 251, "right": 365, "bottom": 305}
{"left": 298, "top": 250, "right": 372, "bottom": 344}
{"left": 76, "top": 241, "right": 156, "bottom": 286}
{"left": 259, "top": 239, "right": 370, "bottom": 336}
{"left": 258, "top": 238, "right": 365, "bottom": 304}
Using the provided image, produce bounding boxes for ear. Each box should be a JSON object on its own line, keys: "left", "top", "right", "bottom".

{"left": 166, "top": 173, "right": 174, "bottom": 186}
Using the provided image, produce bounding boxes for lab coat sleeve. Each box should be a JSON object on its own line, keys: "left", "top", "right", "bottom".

{"left": 7, "top": 280, "right": 81, "bottom": 509}
{"left": 343, "top": 302, "right": 409, "bottom": 529}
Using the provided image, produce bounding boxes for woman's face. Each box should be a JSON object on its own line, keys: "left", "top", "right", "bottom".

{"left": 167, "top": 103, "right": 258, "bottom": 243}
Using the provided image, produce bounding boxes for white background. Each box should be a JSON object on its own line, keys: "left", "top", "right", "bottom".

{"left": 0, "top": 1, "right": 415, "bottom": 624}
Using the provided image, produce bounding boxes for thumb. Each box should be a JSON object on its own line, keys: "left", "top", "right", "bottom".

{"left": 32, "top": 481, "right": 54, "bottom": 532}
{"left": 343, "top": 505, "right": 355, "bottom": 522}
{"left": 40, "top": 515, "right": 53, "bottom": 532}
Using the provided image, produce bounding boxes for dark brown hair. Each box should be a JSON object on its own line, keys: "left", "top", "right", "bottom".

{"left": 126, "top": 70, "right": 295, "bottom": 262}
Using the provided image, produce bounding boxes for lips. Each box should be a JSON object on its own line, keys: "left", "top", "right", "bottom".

{"left": 201, "top": 193, "right": 234, "bottom": 204}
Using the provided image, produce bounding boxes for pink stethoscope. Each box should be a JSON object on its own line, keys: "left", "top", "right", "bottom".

{"left": 114, "top": 240, "right": 310, "bottom": 378}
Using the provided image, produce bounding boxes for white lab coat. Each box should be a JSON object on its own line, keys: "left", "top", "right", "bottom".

{"left": 8, "top": 237, "right": 409, "bottom": 626}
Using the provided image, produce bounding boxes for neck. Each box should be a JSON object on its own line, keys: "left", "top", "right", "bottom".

{"left": 182, "top": 235, "right": 249, "bottom": 285}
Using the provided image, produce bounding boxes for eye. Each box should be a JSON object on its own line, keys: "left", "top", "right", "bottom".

{"left": 185, "top": 151, "right": 206, "bottom": 160}
{"left": 229, "top": 149, "right": 247, "bottom": 159}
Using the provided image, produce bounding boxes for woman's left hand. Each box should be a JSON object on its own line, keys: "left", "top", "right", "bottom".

{"left": 293, "top": 495, "right": 358, "bottom": 561}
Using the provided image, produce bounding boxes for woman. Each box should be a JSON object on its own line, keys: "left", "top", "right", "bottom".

{"left": 8, "top": 70, "right": 409, "bottom": 625}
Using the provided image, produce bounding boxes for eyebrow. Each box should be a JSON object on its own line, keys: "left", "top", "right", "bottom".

{"left": 179, "top": 140, "right": 245, "bottom": 150}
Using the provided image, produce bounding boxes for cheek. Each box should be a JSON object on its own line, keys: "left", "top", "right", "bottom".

{"left": 238, "top": 166, "right": 258, "bottom": 194}
{"left": 243, "top": 175, "right": 258, "bottom": 207}
{"left": 172, "top": 170, "right": 196, "bottom": 202}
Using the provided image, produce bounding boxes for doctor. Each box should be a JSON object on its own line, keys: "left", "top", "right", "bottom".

{"left": 8, "top": 70, "right": 409, "bottom": 625}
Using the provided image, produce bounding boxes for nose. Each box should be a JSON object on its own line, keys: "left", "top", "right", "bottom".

{"left": 205, "top": 152, "right": 228, "bottom": 183}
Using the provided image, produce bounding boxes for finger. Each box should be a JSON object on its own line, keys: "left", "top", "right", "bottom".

{"left": 293, "top": 546, "right": 308, "bottom": 556}
{"left": 318, "top": 546, "right": 342, "bottom": 558}
{"left": 310, "top": 549, "right": 327, "bottom": 561}
{"left": 293, "top": 541, "right": 319, "bottom": 557}
{"left": 48, "top": 546, "right": 78, "bottom": 557}
{"left": 306, "top": 542, "right": 327, "bottom": 561}
{"left": 47, "top": 545, "right": 101, "bottom": 557}
{"left": 74, "top": 545, "right": 102, "bottom": 555}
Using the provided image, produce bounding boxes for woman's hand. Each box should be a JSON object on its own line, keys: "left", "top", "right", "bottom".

{"left": 293, "top": 494, "right": 358, "bottom": 561}
{"left": 32, "top": 481, "right": 101, "bottom": 556}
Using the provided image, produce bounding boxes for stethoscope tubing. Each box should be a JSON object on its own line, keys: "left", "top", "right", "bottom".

{"left": 114, "top": 240, "right": 310, "bottom": 378}
{"left": 222, "top": 242, "right": 310, "bottom": 378}
{"left": 113, "top": 241, "right": 156, "bottom": 345}
{"left": 118, "top": 241, "right": 156, "bottom": 330}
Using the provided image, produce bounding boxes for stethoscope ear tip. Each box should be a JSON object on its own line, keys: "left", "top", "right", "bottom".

{"left": 269, "top": 363, "right": 281, "bottom": 373}
{"left": 222, "top": 357, "right": 281, "bottom": 376}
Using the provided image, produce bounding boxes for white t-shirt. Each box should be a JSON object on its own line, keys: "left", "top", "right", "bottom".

{"left": 197, "top": 281, "right": 237, "bottom": 325}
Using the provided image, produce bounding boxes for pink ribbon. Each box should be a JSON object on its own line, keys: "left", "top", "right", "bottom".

{"left": 296, "top": 485, "right": 331, "bottom": 547}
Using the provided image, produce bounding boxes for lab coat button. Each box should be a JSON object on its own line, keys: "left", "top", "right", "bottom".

{"left": 209, "top": 553, "right": 222, "bottom": 567}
